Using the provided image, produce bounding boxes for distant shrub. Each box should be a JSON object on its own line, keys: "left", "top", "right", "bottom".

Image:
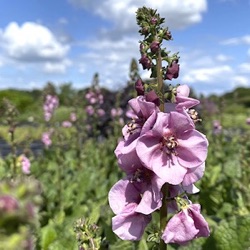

{"left": 0, "top": 89, "right": 35, "bottom": 113}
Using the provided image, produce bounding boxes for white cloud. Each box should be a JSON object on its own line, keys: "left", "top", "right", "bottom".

{"left": 0, "top": 22, "right": 70, "bottom": 62}
{"left": 215, "top": 54, "right": 232, "bottom": 62}
{"left": 78, "top": 37, "right": 141, "bottom": 89}
{"left": 231, "top": 76, "right": 249, "bottom": 87}
{"left": 69, "top": 0, "right": 207, "bottom": 31}
{"left": 43, "top": 59, "right": 72, "bottom": 74}
{"left": 238, "top": 63, "right": 250, "bottom": 73}
{"left": 182, "top": 65, "right": 232, "bottom": 83}
{"left": 221, "top": 35, "right": 250, "bottom": 45}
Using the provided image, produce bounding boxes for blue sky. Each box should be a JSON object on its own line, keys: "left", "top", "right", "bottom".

{"left": 0, "top": 0, "right": 250, "bottom": 95}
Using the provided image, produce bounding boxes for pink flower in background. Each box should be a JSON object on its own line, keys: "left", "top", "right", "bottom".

{"left": 85, "top": 91, "right": 94, "bottom": 100}
{"left": 246, "top": 117, "right": 250, "bottom": 125}
{"left": 42, "top": 132, "right": 52, "bottom": 147}
{"left": 136, "top": 112, "right": 208, "bottom": 185}
{"left": 86, "top": 105, "right": 94, "bottom": 116}
{"left": 89, "top": 97, "right": 97, "bottom": 104}
{"left": 43, "top": 95, "right": 59, "bottom": 121}
{"left": 20, "top": 155, "right": 31, "bottom": 174}
{"left": 213, "top": 120, "right": 222, "bottom": 134}
{"left": 70, "top": 112, "right": 77, "bottom": 122}
{"left": 97, "top": 108, "right": 105, "bottom": 117}
{"left": 62, "top": 121, "right": 72, "bottom": 128}
{"left": 98, "top": 94, "right": 104, "bottom": 104}
{"left": 0, "top": 195, "right": 19, "bottom": 212}
{"left": 162, "top": 203, "right": 210, "bottom": 245}
{"left": 111, "top": 108, "right": 123, "bottom": 118}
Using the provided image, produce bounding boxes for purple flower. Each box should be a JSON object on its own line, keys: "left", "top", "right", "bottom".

{"left": 121, "top": 96, "right": 159, "bottom": 141}
{"left": 108, "top": 177, "right": 154, "bottom": 240}
{"left": 136, "top": 112, "right": 208, "bottom": 185}
{"left": 165, "top": 61, "right": 179, "bottom": 80}
{"left": 162, "top": 204, "right": 210, "bottom": 245}
{"left": 111, "top": 202, "right": 151, "bottom": 241}
{"left": 175, "top": 85, "right": 200, "bottom": 111}
{"left": 112, "top": 148, "right": 165, "bottom": 214}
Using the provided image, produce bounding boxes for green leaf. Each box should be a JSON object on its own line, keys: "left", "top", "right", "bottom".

{"left": 40, "top": 224, "right": 57, "bottom": 250}
{"left": 204, "top": 215, "right": 250, "bottom": 250}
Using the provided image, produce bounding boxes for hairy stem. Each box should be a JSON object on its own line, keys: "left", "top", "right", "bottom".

{"left": 10, "top": 126, "right": 17, "bottom": 177}
{"left": 156, "top": 49, "right": 168, "bottom": 250}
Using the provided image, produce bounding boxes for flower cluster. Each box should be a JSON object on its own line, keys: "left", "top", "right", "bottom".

{"left": 108, "top": 7, "right": 210, "bottom": 245}
{"left": 85, "top": 88, "right": 105, "bottom": 117}
{"left": 43, "top": 94, "right": 59, "bottom": 122}
{"left": 41, "top": 130, "right": 53, "bottom": 148}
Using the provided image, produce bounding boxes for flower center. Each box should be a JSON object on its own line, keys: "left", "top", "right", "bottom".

{"left": 126, "top": 119, "right": 143, "bottom": 134}
{"left": 162, "top": 129, "right": 178, "bottom": 155}
{"left": 130, "top": 168, "right": 152, "bottom": 184}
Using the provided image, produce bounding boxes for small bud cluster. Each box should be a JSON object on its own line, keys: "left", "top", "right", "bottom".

{"left": 0, "top": 98, "right": 19, "bottom": 130}
{"left": 73, "top": 217, "right": 101, "bottom": 250}
{"left": 137, "top": 7, "right": 179, "bottom": 80}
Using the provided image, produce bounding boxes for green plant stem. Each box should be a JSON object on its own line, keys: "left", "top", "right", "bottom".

{"left": 156, "top": 49, "right": 168, "bottom": 250}
{"left": 156, "top": 49, "right": 164, "bottom": 112}
{"left": 10, "top": 126, "right": 17, "bottom": 177}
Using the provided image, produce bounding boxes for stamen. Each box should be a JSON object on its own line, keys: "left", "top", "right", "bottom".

{"left": 162, "top": 130, "right": 178, "bottom": 155}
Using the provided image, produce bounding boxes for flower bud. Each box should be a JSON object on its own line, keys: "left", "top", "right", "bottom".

{"left": 165, "top": 61, "right": 179, "bottom": 80}
{"left": 165, "top": 30, "right": 172, "bottom": 40}
{"left": 135, "top": 79, "right": 145, "bottom": 96}
{"left": 145, "top": 90, "right": 160, "bottom": 106}
{"left": 150, "top": 41, "right": 160, "bottom": 54}
{"left": 139, "top": 55, "right": 152, "bottom": 70}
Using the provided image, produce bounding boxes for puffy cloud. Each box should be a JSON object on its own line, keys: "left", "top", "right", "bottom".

{"left": 79, "top": 37, "right": 140, "bottom": 88}
{"left": 221, "top": 35, "right": 250, "bottom": 45}
{"left": 68, "top": 0, "right": 207, "bottom": 31}
{"left": 238, "top": 63, "right": 250, "bottom": 73}
{"left": 182, "top": 65, "right": 232, "bottom": 83}
{"left": 0, "top": 22, "right": 70, "bottom": 62}
{"left": 231, "top": 76, "right": 250, "bottom": 87}
{"left": 43, "top": 59, "right": 72, "bottom": 74}
{"left": 215, "top": 54, "right": 232, "bottom": 62}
